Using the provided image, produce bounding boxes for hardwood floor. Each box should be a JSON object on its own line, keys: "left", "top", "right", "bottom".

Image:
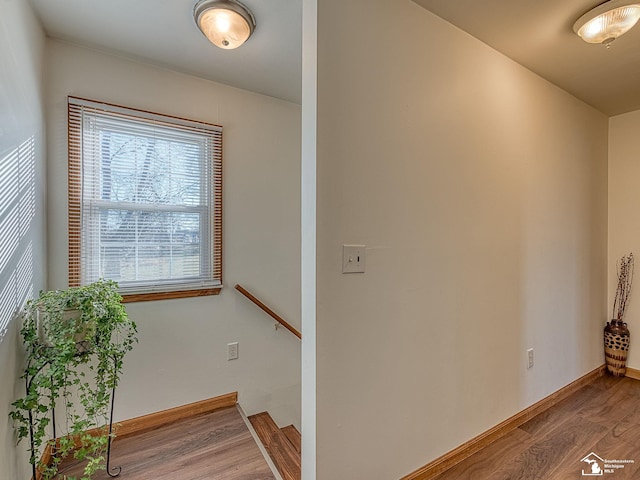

{"left": 248, "top": 412, "right": 301, "bottom": 480}
{"left": 434, "top": 375, "right": 640, "bottom": 479}
{"left": 55, "top": 406, "right": 277, "bottom": 480}
{"left": 49, "top": 375, "right": 640, "bottom": 479}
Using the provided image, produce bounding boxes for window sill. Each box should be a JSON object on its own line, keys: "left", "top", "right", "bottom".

{"left": 121, "top": 287, "right": 222, "bottom": 303}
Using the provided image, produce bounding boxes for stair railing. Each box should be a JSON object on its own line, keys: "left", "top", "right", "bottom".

{"left": 234, "top": 284, "right": 302, "bottom": 340}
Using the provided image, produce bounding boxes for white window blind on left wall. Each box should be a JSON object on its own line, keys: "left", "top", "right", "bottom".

{"left": 68, "top": 97, "right": 223, "bottom": 300}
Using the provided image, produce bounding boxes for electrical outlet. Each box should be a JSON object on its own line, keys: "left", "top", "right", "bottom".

{"left": 228, "top": 342, "right": 239, "bottom": 361}
{"left": 527, "top": 348, "right": 534, "bottom": 369}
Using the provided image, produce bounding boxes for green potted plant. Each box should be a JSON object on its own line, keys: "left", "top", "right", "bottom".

{"left": 10, "top": 279, "right": 137, "bottom": 480}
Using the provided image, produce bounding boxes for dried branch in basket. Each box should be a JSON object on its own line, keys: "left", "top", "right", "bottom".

{"left": 612, "top": 253, "right": 634, "bottom": 321}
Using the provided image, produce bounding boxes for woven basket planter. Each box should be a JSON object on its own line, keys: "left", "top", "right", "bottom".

{"left": 604, "top": 320, "right": 630, "bottom": 377}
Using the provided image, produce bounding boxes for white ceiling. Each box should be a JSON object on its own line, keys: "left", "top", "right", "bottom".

{"left": 413, "top": 0, "right": 640, "bottom": 116}
{"left": 29, "top": 0, "right": 302, "bottom": 104}
{"left": 29, "top": 1, "right": 640, "bottom": 115}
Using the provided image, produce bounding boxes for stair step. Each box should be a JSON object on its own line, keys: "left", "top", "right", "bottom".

{"left": 281, "top": 425, "right": 301, "bottom": 455}
{"left": 249, "top": 412, "right": 301, "bottom": 480}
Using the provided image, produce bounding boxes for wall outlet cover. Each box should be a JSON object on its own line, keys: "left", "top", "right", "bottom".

{"left": 228, "top": 342, "right": 239, "bottom": 361}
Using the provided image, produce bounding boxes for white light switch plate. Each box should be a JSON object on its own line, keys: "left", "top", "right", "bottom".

{"left": 342, "top": 245, "right": 366, "bottom": 273}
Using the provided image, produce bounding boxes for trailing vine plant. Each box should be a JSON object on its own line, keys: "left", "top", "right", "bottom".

{"left": 10, "top": 279, "right": 137, "bottom": 480}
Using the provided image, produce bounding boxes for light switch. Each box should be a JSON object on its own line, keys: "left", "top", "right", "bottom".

{"left": 342, "top": 245, "right": 366, "bottom": 273}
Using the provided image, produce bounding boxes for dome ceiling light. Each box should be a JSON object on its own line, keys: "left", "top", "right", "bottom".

{"left": 573, "top": 0, "right": 640, "bottom": 47}
{"left": 194, "top": 0, "right": 256, "bottom": 50}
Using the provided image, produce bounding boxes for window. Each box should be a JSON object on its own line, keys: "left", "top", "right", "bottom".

{"left": 68, "top": 97, "right": 222, "bottom": 302}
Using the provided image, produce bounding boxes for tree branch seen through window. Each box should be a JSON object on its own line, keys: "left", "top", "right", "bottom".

{"left": 68, "top": 97, "right": 222, "bottom": 302}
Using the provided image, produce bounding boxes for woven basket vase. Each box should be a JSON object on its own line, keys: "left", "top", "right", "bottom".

{"left": 604, "top": 320, "right": 630, "bottom": 377}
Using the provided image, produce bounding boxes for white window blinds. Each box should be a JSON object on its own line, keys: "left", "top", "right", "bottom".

{"left": 68, "top": 97, "right": 222, "bottom": 298}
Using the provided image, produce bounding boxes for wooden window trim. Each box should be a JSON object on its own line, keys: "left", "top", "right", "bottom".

{"left": 68, "top": 96, "right": 223, "bottom": 301}
{"left": 121, "top": 288, "right": 222, "bottom": 303}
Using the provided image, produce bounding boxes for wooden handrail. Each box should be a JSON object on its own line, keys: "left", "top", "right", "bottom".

{"left": 234, "top": 284, "right": 302, "bottom": 340}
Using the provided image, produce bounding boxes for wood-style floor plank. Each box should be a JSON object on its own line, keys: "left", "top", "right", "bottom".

{"left": 281, "top": 425, "right": 301, "bottom": 455}
{"left": 55, "top": 406, "right": 276, "bottom": 480}
{"left": 434, "top": 375, "right": 640, "bottom": 480}
{"left": 249, "top": 412, "right": 301, "bottom": 480}
{"left": 430, "top": 428, "right": 532, "bottom": 479}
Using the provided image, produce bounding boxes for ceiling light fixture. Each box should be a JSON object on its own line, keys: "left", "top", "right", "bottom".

{"left": 194, "top": 0, "right": 256, "bottom": 50}
{"left": 573, "top": 0, "right": 640, "bottom": 47}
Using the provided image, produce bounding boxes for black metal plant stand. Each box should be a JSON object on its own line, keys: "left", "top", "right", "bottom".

{"left": 25, "top": 347, "right": 121, "bottom": 479}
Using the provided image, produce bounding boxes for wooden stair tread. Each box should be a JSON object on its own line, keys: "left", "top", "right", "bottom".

{"left": 281, "top": 425, "right": 301, "bottom": 455}
{"left": 249, "top": 412, "right": 301, "bottom": 480}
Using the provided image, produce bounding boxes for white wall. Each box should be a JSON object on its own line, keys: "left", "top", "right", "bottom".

{"left": 315, "top": 1, "right": 608, "bottom": 478}
{"left": 301, "top": 0, "right": 318, "bottom": 477}
{"left": 45, "top": 40, "right": 301, "bottom": 428}
{"left": 609, "top": 109, "right": 640, "bottom": 370}
{"left": 0, "top": 0, "right": 47, "bottom": 478}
